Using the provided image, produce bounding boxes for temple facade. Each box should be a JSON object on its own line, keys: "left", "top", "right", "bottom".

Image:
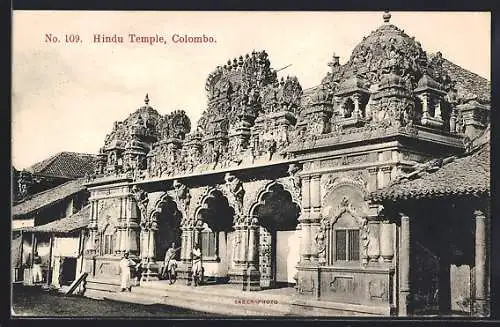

{"left": 81, "top": 12, "right": 490, "bottom": 316}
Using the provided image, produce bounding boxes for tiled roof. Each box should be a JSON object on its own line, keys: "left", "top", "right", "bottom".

{"left": 27, "top": 152, "right": 97, "bottom": 179}
{"left": 12, "top": 178, "right": 87, "bottom": 217}
{"left": 435, "top": 55, "right": 491, "bottom": 104}
{"left": 370, "top": 129, "right": 490, "bottom": 202}
{"left": 25, "top": 205, "right": 90, "bottom": 233}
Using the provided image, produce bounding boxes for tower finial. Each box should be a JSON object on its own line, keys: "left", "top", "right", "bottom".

{"left": 383, "top": 10, "right": 391, "bottom": 24}
{"left": 144, "top": 93, "right": 149, "bottom": 105}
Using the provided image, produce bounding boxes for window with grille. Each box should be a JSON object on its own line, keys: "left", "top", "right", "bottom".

{"left": 335, "top": 229, "right": 360, "bottom": 261}
{"left": 200, "top": 230, "right": 217, "bottom": 258}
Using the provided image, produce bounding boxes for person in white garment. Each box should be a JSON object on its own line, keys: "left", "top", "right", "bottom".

{"left": 32, "top": 251, "right": 43, "bottom": 284}
{"left": 119, "top": 251, "right": 135, "bottom": 292}
{"left": 191, "top": 243, "right": 202, "bottom": 287}
{"left": 161, "top": 242, "right": 180, "bottom": 284}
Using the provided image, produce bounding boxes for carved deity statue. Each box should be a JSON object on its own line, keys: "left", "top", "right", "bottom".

{"left": 132, "top": 185, "right": 149, "bottom": 223}
{"left": 224, "top": 173, "right": 245, "bottom": 215}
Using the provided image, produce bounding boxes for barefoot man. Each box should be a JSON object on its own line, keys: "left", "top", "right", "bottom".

{"left": 119, "top": 251, "right": 135, "bottom": 292}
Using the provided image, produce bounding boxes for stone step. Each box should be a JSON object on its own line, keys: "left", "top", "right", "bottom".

{"left": 85, "top": 278, "right": 121, "bottom": 293}
{"left": 86, "top": 288, "right": 274, "bottom": 316}
{"left": 131, "top": 285, "right": 294, "bottom": 316}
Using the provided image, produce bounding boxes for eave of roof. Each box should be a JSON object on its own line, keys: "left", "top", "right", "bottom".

{"left": 12, "top": 178, "right": 88, "bottom": 217}
{"left": 22, "top": 205, "right": 90, "bottom": 234}
{"left": 369, "top": 128, "right": 490, "bottom": 202}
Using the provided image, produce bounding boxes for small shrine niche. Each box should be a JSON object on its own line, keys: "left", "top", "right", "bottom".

{"left": 334, "top": 75, "right": 371, "bottom": 126}
{"left": 414, "top": 74, "right": 447, "bottom": 129}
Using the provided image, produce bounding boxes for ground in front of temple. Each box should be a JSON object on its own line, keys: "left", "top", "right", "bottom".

{"left": 11, "top": 284, "right": 216, "bottom": 317}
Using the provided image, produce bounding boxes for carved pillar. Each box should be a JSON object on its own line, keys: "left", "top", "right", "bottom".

{"left": 379, "top": 220, "right": 394, "bottom": 262}
{"left": 239, "top": 226, "right": 248, "bottom": 266}
{"left": 184, "top": 227, "right": 194, "bottom": 285}
{"left": 474, "top": 209, "right": 489, "bottom": 316}
{"left": 367, "top": 219, "right": 380, "bottom": 263}
{"left": 300, "top": 176, "right": 311, "bottom": 263}
{"left": 380, "top": 166, "right": 392, "bottom": 188}
{"left": 450, "top": 111, "right": 457, "bottom": 133}
{"left": 434, "top": 99, "right": 442, "bottom": 119}
{"left": 139, "top": 225, "right": 149, "bottom": 261}
{"left": 399, "top": 213, "right": 411, "bottom": 316}
{"left": 245, "top": 217, "right": 261, "bottom": 291}
{"left": 420, "top": 94, "right": 429, "bottom": 119}
{"left": 85, "top": 200, "right": 98, "bottom": 255}
{"left": 368, "top": 168, "right": 378, "bottom": 192}
{"left": 123, "top": 196, "right": 140, "bottom": 255}
{"left": 309, "top": 175, "right": 321, "bottom": 263}
{"left": 353, "top": 94, "right": 361, "bottom": 118}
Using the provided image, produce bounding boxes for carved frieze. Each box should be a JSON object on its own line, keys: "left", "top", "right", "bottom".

{"left": 320, "top": 171, "right": 368, "bottom": 206}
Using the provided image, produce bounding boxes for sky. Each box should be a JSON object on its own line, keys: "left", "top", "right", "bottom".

{"left": 12, "top": 11, "right": 490, "bottom": 170}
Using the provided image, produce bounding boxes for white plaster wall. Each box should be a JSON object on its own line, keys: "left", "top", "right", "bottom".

{"left": 450, "top": 264, "right": 472, "bottom": 313}
{"left": 53, "top": 237, "right": 79, "bottom": 257}
{"left": 276, "top": 230, "right": 299, "bottom": 283}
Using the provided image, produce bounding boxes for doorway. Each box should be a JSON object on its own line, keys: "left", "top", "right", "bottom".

{"left": 253, "top": 183, "right": 300, "bottom": 289}
{"left": 59, "top": 257, "right": 77, "bottom": 286}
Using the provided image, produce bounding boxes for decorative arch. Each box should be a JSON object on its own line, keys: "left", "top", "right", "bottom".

{"left": 248, "top": 181, "right": 301, "bottom": 232}
{"left": 321, "top": 172, "right": 368, "bottom": 208}
{"left": 248, "top": 180, "right": 301, "bottom": 220}
{"left": 193, "top": 186, "right": 235, "bottom": 227}
{"left": 148, "top": 192, "right": 182, "bottom": 260}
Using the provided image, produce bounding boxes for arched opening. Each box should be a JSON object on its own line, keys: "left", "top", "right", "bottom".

{"left": 154, "top": 196, "right": 182, "bottom": 262}
{"left": 343, "top": 98, "right": 355, "bottom": 118}
{"left": 252, "top": 183, "right": 300, "bottom": 289}
{"left": 196, "top": 189, "right": 235, "bottom": 283}
{"left": 321, "top": 184, "right": 368, "bottom": 266}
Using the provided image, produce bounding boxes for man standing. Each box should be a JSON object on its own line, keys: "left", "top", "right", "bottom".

{"left": 32, "top": 251, "right": 43, "bottom": 284}
{"left": 191, "top": 243, "right": 202, "bottom": 287}
{"left": 161, "top": 242, "right": 180, "bottom": 284}
{"left": 119, "top": 251, "right": 135, "bottom": 292}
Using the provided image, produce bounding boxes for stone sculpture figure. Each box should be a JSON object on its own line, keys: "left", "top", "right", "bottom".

{"left": 132, "top": 185, "right": 149, "bottom": 223}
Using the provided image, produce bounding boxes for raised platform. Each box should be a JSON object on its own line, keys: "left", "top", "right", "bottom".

{"left": 83, "top": 278, "right": 387, "bottom": 316}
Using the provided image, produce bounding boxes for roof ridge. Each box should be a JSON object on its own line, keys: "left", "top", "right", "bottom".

{"left": 26, "top": 152, "right": 61, "bottom": 173}
{"left": 386, "top": 154, "right": 458, "bottom": 189}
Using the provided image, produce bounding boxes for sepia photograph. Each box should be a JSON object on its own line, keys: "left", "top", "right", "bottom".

{"left": 11, "top": 10, "right": 490, "bottom": 318}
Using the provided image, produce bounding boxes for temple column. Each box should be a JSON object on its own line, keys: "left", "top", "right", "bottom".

{"left": 450, "top": 111, "right": 457, "bottom": 133}
{"left": 353, "top": 94, "right": 361, "bottom": 118}
{"left": 420, "top": 94, "right": 430, "bottom": 119}
{"left": 139, "top": 227, "right": 149, "bottom": 261}
{"left": 474, "top": 209, "right": 489, "bottom": 316}
{"left": 309, "top": 175, "right": 321, "bottom": 263}
{"left": 399, "top": 213, "right": 411, "bottom": 316}
{"left": 367, "top": 168, "right": 378, "bottom": 192}
{"left": 379, "top": 220, "right": 395, "bottom": 262}
{"left": 300, "top": 176, "right": 311, "bottom": 263}
{"left": 367, "top": 219, "right": 381, "bottom": 263}
{"left": 245, "top": 217, "right": 261, "bottom": 291}
{"left": 84, "top": 200, "right": 98, "bottom": 275}
{"left": 124, "top": 195, "right": 141, "bottom": 255}
{"left": 184, "top": 227, "right": 194, "bottom": 285}
{"left": 380, "top": 166, "right": 392, "bottom": 188}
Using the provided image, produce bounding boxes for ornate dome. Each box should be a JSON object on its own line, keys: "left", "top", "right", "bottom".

{"left": 342, "top": 16, "right": 428, "bottom": 87}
